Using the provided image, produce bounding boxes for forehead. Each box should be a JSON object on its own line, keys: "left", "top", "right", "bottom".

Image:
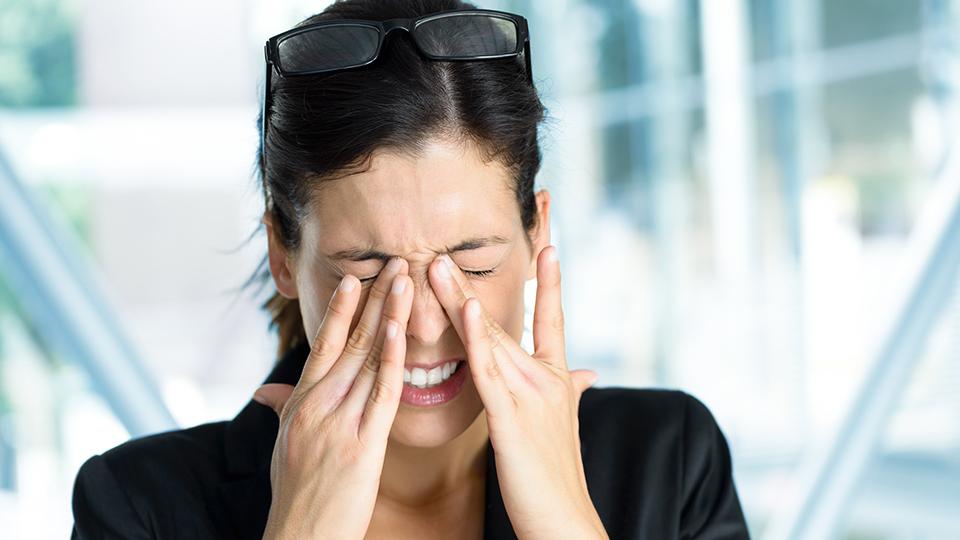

{"left": 303, "top": 138, "right": 519, "bottom": 250}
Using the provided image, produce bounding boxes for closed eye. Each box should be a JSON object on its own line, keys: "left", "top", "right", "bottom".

{"left": 357, "top": 267, "right": 496, "bottom": 284}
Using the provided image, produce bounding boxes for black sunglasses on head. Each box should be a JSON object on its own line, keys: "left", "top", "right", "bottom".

{"left": 260, "top": 8, "right": 534, "bottom": 179}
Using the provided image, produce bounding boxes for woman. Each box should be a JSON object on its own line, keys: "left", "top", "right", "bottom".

{"left": 71, "top": 0, "right": 750, "bottom": 538}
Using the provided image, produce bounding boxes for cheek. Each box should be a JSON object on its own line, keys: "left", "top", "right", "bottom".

{"left": 295, "top": 271, "right": 344, "bottom": 336}
{"left": 470, "top": 274, "right": 527, "bottom": 336}
{"left": 298, "top": 286, "right": 327, "bottom": 335}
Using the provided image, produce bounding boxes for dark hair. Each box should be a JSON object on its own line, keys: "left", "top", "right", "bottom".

{"left": 244, "top": 0, "right": 550, "bottom": 360}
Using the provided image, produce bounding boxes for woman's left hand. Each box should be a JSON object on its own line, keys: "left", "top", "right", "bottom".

{"left": 429, "top": 245, "right": 607, "bottom": 540}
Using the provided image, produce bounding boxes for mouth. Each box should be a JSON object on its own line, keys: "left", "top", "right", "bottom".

{"left": 400, "top": 359, "right": 468, "bottom": 407}
{"left": 403, "top": 359, "right": 465, "bottom": 389}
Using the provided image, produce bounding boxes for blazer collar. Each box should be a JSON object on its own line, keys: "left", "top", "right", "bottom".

{"left": 222, "top": 341, "right": 309, "bottom": 477}
{"left": 216, "top": 341, "right": 516, "bottom": 539}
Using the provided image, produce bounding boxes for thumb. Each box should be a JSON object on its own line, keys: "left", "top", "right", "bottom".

{"left": 569, "top": 369, "right": 599, "bottom": 398}
{"left": 252, "top": 383, "right": 296, "bottom": 417}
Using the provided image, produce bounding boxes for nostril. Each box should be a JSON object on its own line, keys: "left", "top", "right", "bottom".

{"left": 403, "top": 302, "right": 454, "bottom": 346}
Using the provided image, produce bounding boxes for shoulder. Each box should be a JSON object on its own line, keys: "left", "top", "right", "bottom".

{"left": 71, "top": 421, "right": 229, "bottom": 538}
{"left": 82, "top": 420, "right": 228, "bottom": 489}
{"left": 578, "top": 386, "right": 721, "bottom": 449}
{"left": 577, "top": 387, "right": 750, "bottom": 539}
{"left": 577, "top": 386, "right": 727, "bottom": 472}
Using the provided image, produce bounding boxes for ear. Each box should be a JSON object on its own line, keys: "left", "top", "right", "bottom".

{"left": 262, "top": 211, "right": 299, "bottom": 299}
{"left": 526, "top": 188, "right": 551, "bottom": 281}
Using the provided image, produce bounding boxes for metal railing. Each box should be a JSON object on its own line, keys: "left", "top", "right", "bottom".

{"left": 0, "top": 143, "right": 176, "bottom": 437}
{"left": 764, "top": 140, "right": 960, "bottom": 539}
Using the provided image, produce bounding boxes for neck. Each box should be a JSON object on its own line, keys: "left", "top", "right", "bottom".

{"left": 377, "top": 412, "right": 489, "bottom": 510}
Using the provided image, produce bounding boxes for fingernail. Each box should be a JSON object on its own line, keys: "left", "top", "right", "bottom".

{"left": 339, "top": 275, "right": 356, "bottom": 292}
{"left": 548, "top": 245, "right": 558, "bottom": 262}
{"left": 391, "top": 275, "right": 406, "bottom": 295}
{"left": 252, "top": 391, "right": 266, "bottom": 405}
{"left": 436, "top": 255, "right": 451, "bottom": 279}
{"left": 387, "top": 256, "right": 403, "bottom": 273}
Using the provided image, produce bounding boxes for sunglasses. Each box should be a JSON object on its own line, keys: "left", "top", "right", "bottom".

{"left": 260, "top": 8, "right": 533, "bottom": 178}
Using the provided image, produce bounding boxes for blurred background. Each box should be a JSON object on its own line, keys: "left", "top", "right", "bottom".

{"left": 1, "top": 0, "right": 959, "bottom": 538}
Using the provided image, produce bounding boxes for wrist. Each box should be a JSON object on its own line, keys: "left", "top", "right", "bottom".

{"left": 517, "top": 509, "right": 607, "bottom": 540}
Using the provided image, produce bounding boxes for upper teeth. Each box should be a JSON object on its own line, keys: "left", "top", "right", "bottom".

{"left": 404, "top": 361, "right": 461, "bottom": 388}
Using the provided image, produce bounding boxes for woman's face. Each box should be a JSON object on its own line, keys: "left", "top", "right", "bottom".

{"left": 267, "top": 136, "right": 550, "bottom": 448}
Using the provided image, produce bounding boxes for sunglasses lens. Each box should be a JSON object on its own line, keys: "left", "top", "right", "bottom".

{"left": 278, "top": 24, "right": 380, "bottom": 73}
{"left": 415, "top": 14, "right": 518, "bottom": 57}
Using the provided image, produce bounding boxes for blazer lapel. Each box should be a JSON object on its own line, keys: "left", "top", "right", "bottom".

{"left": 483, "top": 439, "right": 517, "bottom": 539}
{"left": 214, "top": 341, "right": 310, "bottom": 539}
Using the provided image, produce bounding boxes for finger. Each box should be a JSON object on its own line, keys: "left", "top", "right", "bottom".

{"left": 252, "top": 383, "right": 296, "bottom": 418}
{"left": 339, "top": 256, "right": 407, "bottom": 362}
{"left": 462, "top": 297, "right": 524, "bottom": 417}
{"left": 318, "top": 257, "right": 408, "bottom": 404}
{"left": 357, "top": 284, "right": 413, "bottom": 442}
{"left": 464, "top": 297, "right": 533, "bottom": 390}
{"left": 430, "top": 254, "right": 544, "bottom": 383}
{"left": 299, "top": 274, "right": 361, "bottom": 386}
{"left": 532, "top": 245, "right": 567, "bottom": 368}
{"left": 428, "top": 254, "right": 526, "bottom": 362}
{"left": 342, "top": 272, "right": 413, "bottom": 421}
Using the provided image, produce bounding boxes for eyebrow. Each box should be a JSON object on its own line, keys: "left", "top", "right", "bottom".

{"left": 327, "top": 235, "right": 512, "bottom": 262}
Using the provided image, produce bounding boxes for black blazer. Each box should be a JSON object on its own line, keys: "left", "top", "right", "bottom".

{"left": 71, "top": 342, "right": 751, "bottom": 539}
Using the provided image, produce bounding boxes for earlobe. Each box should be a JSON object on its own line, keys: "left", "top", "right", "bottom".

{"left": 527, "top": 189, "right": 552, "bottom": 281}
{"left": 263, "top": 213, "right": 299, "bottom": 299}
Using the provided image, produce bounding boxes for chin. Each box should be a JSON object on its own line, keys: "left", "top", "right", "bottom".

{"left": 387, "top": 382, "right": 486, "bottom": 448}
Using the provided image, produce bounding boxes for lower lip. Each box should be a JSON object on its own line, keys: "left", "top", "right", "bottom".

{"left": 400, "top": 362, "right": 468, "bottom": 407}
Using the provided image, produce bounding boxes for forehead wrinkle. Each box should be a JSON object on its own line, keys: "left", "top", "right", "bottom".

{"left": 329, "top": 186, "right": 512, "bottom": 263}
{"left": 308, "top": 139, "right": 521, "bottom": 263}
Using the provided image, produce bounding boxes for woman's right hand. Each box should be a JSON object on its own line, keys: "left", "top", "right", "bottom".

{"left": 252, "top": 256, "right": 413, "bottom": 540}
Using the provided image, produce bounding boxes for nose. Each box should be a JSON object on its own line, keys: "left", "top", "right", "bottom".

{"left": 404, "top": 271, "right": 452, "bottom": 346}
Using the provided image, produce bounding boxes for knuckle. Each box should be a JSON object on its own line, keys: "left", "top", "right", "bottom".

{"left": 369, "top": 332, "right": 386, "bottom": 360}
{"left": 316, "top": 412, "right": 340, "bottom": 437}
{"left": 326, "top": 298, "right": 351, "bottom": 319}
{"left": 370, "top": 378, "right": 394, "bottom": 405}
{"left": 368, "top": 278, "right": 392, "bottom": 301}
{"left": 320, "top": 299, "right": 353, "bottom": 325}
{"left": 344, "top": 324, "right": 375, "bottom": 355}
{"left": 551, "top": 310, "right": 565, "bottom": 332}
{"left": 286, "top": 401, "right": 314, "bottom": 433}
{"left": 487, "top": 324, "right": 508, "bottom": 352}
{"left": 486, "top": 358, "right": 503, "bottom": 379}
{"left": 310, "top": 333, "right": 338, "bottom": 359}
{"left": 489, "top": 338, "right": 506, "bottom": 357}
{"left": 362, "top": 346, "right": 382, "bottom": 375}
